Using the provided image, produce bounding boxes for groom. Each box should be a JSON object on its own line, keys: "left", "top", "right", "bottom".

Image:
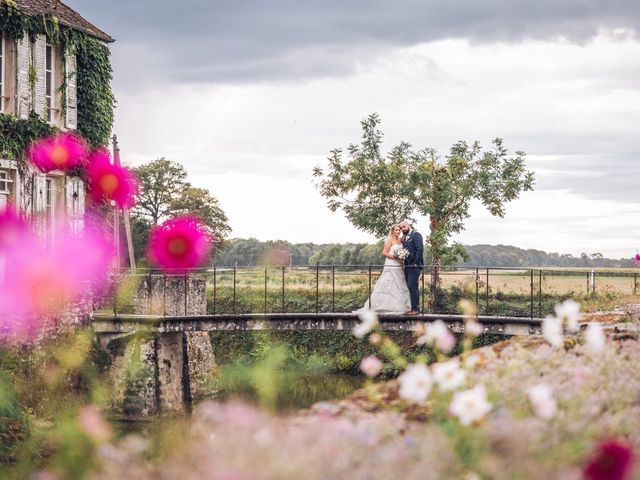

{"left": 399, "top": 220, "right": 424, "bottom": 315}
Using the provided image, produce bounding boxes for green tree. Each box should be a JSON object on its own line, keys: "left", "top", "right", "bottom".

{"left": 313, "top": 114, "right": 535, "bottom": 306}
{"left": 132, "top": 158, "right": 189, "bottom": 225}
{"left": 170, "top": 187, "right": 232, "bottom": 242}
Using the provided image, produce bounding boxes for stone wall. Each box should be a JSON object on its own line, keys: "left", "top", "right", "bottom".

{"left": 132, "top": 274, "right": 207, "bottom": 316}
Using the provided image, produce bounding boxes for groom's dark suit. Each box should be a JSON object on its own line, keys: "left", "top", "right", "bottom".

{"left": 403, "top": 229, "right": 424, "bottom": 312}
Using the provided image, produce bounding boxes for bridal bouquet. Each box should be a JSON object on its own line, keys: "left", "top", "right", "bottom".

{"left": 394, "top": 247, "right": 410, "bottom": 261}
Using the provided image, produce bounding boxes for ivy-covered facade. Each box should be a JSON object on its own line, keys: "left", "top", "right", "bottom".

{"left": 0, "top": 0, "right": 114, "bottom": 234}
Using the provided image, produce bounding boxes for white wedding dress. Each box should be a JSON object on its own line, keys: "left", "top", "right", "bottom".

{"left": 360, "top": 244, "right": 411, "bottom": 314}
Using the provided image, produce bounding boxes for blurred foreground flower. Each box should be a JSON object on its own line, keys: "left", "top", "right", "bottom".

{"left": 416, "top": 320, "right": 455, "bottom": 353}
{"left": 449, "top": 384, "right": 492, "bottom": 426}
{"left": 584, "top": 439, "right": 634, "bottom": 480}
{"left": 398, "top": 363, "right": 432, "bottom": 403}
{"left": 0, "top": 221, "right": 113, "bottom": 339}
{"left": 353, "top": 309, "right": 378, "bottom": 338}
{"left": 432, "top": 358, "right": 466, "bottom": 392}
{"left": 78, "top": 406, "right": 112, "bottom": 444}
{"left": 0, "top": 205, "right": 29, "bottom": 250}
{"left": 27, "top": 132, "right": 87, "bottom": 172}
{"left": 87, "top": 149, "right": 139, "bottom": 209}
{"left": 465, "top": 319, "right": 483, "bottom": 337}
{"left": 634, "top": 253, "right": 640, "bottom": 264}
{"left": 555, "top": 299, "right": 582, "bottom": 333}
{"left": 527, "top": 383, "right": 557, "bottom": 420}
{"left": 542, "top": 316, "right": 564, "bottom": 348}
{"left": 585, "top": 323, "right": 606, "bottom": 354}
{"left": 147, "top": 215, "right": 213, "bottom": 272}
{"left": 360, "top": 356, "right": 383, "bottom": 378}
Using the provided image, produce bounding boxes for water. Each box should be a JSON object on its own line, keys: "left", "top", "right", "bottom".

{"left": 215, "top": 372, "right": 365, "bottom": 412}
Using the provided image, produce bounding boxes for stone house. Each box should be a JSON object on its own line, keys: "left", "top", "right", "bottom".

{"left": 0, "top": 0, "right": 113, "bottom": 236}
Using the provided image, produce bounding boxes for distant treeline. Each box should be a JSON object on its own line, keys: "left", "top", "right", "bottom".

{"left": 213, "top": 238, "right": 637, "bottom": 268}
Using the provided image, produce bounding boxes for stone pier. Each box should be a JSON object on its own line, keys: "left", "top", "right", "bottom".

{"left": 98, "top": 275, "right": 216, "bottom": 416}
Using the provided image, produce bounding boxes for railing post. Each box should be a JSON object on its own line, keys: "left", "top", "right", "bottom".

{"left": 113, "top": 273, "right": 118, "bottom": 317}
{"left": 332, "top": 266, "right": 336, "bottom": 313}
{"left": 184, "top": 274, "right": 188, "bottom": 316}
{"left": 485, "top": 268, "right": 490, "bottom": 312}
{"left": 368, "top": 265, "right": 372, "bottom": 309}
{"left": 282, "top": 266, "right": 285, "bottom": 313}
{"left": 586, "top": 272, "right": 590, "bottom": 296}
{"left": 420, "top": 266, "right": 425, "bottom": 314}
{"left": 147, "top": 273, "right": 152, "bottom": 315}
{"left": 315, "top": 264, "right": 320, "bottom": 314}
{"left": 475, "top": 267, "right": 479, "bottom": 314}
{"left": 538, "top": 269, "right": 542, "bottom": 318}
{"left": 213, "top": 267, "right": 217, "bottom": 315}
{"left": 264, "top": 267, "right": 268, "bottom": 314}
{"left": 233, "top": 267, "right": 237, "bottom": 314}
{"left": 163, "top": 274, "right": 167, "bottom": 317}
{"left": 529, "top": 269, "right": 534, "bottom": 319}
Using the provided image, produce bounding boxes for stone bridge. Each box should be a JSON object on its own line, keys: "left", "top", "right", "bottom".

{"left": 93, "top": 274, "right": 544, "bottom": 416}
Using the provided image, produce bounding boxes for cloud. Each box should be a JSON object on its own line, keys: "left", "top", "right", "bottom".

{"left": 66, "top": 0, "right": 640, "bottom": 89}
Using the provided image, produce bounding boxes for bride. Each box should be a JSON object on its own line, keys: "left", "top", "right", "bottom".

{"left": 359, "top": 224, "right": 411, "bottom": 314}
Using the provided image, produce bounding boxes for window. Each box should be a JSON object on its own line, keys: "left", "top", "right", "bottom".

{"left": 45, "top": 41, "right": 54, "bottom": 122}
{"left": 0, "top": 171, "right": 13, "bottom": 195}
{"left": 0, "top": 33, "right": 5, "bottom": 113}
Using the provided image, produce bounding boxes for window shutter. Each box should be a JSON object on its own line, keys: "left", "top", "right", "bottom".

{"left": 33, "top": 34, "right": 47, "bottom": 118}
{"left": 65, "top": 53, "right": 77, "bottom": 129}
{"left": 16, "top": 38, "right": 31, "bottom": 119}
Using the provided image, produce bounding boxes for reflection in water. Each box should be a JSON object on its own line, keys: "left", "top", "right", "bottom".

{"left": 217, "top": 373, "right": 365, "bottom": 412}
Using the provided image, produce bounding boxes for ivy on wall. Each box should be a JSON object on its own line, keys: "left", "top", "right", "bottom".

{"left": 0, "top": 0, "right": 115, "bottom": 150}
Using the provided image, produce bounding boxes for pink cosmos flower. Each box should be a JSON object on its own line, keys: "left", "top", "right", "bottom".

{"left": 0, "top": 224, "right": 114, "bottom": 341}
{"left": 27, "top": 132, "right": 87, "bottom": 172}
{"left": 147, "top": 216, "right": 212, "bottom": 272}
{"left": 360, "top": 356, "right": 383, "bottom": 377}
{"left": 0, "top": 205, "right": 31, "bottom": 251}
{"left": 635, "top": 253, "right": 640, "bottom": 264}
{"left": 86, "top": 149, "right": 139, "bottom": 209}
{"left": 584, "top": 440, "right": 634, "bottom": 480}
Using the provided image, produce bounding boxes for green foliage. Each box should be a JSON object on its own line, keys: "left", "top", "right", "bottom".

{"left": 170, "top": 186, "right": 232, "bottom": 241}
{"left": 0, "top": 112, "right": 56, "bottom": 162}
{"left": 75, "top": 37, "right": 115, "bottom": 147}
{"left": 314, "top": 114, "right": 535, "bottom": 302}
{"left": 0, "top": 2, "right": 115, "bottom": 149}
{"left": 133, "top": 158, "right": 190, "bottom": 225}
{"left": 131, "top": 158, "right": 231, "bottom": 263}
{"left": 313, "top": 114, "right": 418, "bottom": 236}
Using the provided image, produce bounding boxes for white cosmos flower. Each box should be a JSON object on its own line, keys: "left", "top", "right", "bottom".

{"left": 398, "top": 363, "right": 433, "bottom": 403}
{"left": 585, "top": 322, "right": 606, "bottom": 354}
{"left": 554, "top": 299, "right": 582, "bottom": 333}
{"left": 449, "top": 384, "right": 492, "bottom": 426}
{"left": 432, "top": 358, "right": 466, "bottom": 392}
{"left": 464, "top": 354, "right": 481, "bottom": 370}
{"left": 542, "top": 315, "right": 563, "bottom": 348}
{"left": 527, "top": 383, "right": 557, "bottom": 420}
{"left": 416, "top": 320, "right": 456, "bottom": 352}
{"left": 353, "top": 309, "right": 378, "bottom": 338}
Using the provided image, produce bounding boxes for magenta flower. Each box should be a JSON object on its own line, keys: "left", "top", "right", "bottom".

{"left": 86, "top": 149, "right": 139, "bottom": 209}
{"left": 584, "top": 440, "right": 634, "bottom": 480}
{"left": 27, "top": 132, "right": 87, "bottom": 172}
{"left": 147, "top": 216, "right": 212, "bottom": 272}
{"left": 634, "top": 253, "right": 640, "bottom": 264}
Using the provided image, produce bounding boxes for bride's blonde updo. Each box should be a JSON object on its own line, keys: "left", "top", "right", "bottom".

{"left": 388, "top": 224, "right": 402, "bottom": 241}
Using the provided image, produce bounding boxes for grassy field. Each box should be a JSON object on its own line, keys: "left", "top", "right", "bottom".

{"left": 103, "top": 266, "right": 639, "bottom": 317}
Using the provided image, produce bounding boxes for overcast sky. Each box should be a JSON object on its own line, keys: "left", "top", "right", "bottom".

{"left": 66, "top": 0, "right": 640, "bottom": 258}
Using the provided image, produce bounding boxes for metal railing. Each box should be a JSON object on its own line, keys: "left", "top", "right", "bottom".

{"left": 100, "top": 265, "right": 640, "bottom": 319}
